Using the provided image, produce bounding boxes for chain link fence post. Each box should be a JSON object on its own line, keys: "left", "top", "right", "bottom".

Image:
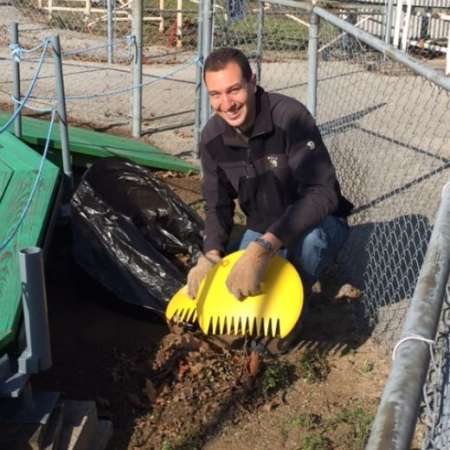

{"left": 107, "top": 0, "right": 114, "bottom": 64}
{"left": 194, "top": 0, "right": 204, "bottom": 156}
{"left": 255, "top": 0, "right": 265, "bottom": 84}
{"left": 200, "top": 0, "right": 212, "bottom": 132}
{"left": 131, "top": 0, "right": 143, "bottom": 138}
{"left": 385, "top": 0, "right": 394, "bottom": 44}
{"left": 10, "top": 22, "right": 22, "bottom": 139}
{"left": 51, "top": 34, "right": 73, "bottom": 192}
{"left": 307, "top": 11, "right": 319, "bottom": 118}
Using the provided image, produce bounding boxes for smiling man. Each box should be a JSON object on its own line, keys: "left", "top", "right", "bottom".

{"left": 187, "top": 48, "right": 353, "bottom": 342}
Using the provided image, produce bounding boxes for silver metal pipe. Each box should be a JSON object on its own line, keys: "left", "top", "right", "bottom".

{"left": 194, "top": 0, "right": 203, "bottom": 156}
{"left": 256, "top": 0, "right": 265, "bottom": 84}
{"left": 313, "top": 6, "right": 450, "bottom": 92}
{"left": 52, "top": 35, "right": 73, "bottom": 190}
{"left": 307, "top": 12, "right": 319, "bottom": 118}
{"left": 10, "top": 22, "right": 22, "bottom": 139}
{"left": 200, "top": 0, "right": 212, "bottom": 130}
{"left": 262, "top": 0, "right": 311, "bottom": 11}
{"left": 107, "top": 0, "right": 114, "bottom": 64}
{"left": 385, "top": 0, "right": 394, "bottom": 44}
{"left": 18, "top": 247, "right": 52, "bottom": 374}
{"left": 131, "top": 0, "right": 143, "bottom": 138}
{"left": 366, "top": 182, "right": 450, "bottom": 450}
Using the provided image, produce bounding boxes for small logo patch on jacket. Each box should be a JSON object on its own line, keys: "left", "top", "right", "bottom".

{"left": 306, "top": 140, "right": 316, "bottom": 150}
{"left": 267, "top": 155, "right": 279, "bottom": 168}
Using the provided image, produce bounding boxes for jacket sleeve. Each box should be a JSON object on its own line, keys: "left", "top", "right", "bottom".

{"left": 267, "top": 106, "right": 340, "bottom": 245}
{"left": 200, "top": 139, "right": 236, "bottom": 253}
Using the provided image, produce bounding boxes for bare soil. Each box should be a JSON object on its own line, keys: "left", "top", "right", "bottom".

{"left": 31, "top": 172, "right": 423, "bottom": 450}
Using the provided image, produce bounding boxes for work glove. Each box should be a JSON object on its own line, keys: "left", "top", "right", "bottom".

{"left": 187, "top": 253, "right": 221, "bottom": 298}
{"left": 226, "top": 241, "right": 272, "bottom": 300}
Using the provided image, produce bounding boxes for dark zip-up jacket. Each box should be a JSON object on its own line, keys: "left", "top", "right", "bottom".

{"left": 200, "top": 87, "right": 353, "bottom": 253}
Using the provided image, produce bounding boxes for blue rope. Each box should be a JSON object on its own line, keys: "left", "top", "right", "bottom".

{"left": 9, "top": 40, "right": 49, "bottom": 62}
{"left": 0, "top": 109, "right": 57, "bottom": 254}
{"left": 11, "top": 96, "right": 55, "bottom": 114}
{"left": 62, "top": 36, "right": 133, "bottom": 57}
{"left": 1, "top": 39, "right": 50, "bottom": 136}
{"left": 29, "top": 56, "right": 200, "bottom": 101}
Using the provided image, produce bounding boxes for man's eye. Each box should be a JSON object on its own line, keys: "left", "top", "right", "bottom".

{"left": 230, "top": 88, "right": 241, "bottom": 94}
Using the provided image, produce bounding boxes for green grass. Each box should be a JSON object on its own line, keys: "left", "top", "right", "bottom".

{"left": 290, "top": 413, "right": 322, "bottom": 430}
{"left": 297, "top": 349, "right": 331, "bottom": 383}
{"left": 261, "top": 360, "right": 295, "bottom": 396}
{"left": 298, "top": 433, "right": 333, "bottom": 450}
{"left": 331, "top": 407, "right": 374, "bottom": 449}
{"left": 286, "top": 406, "right": 374, "bottom": 450}
{"left": 161, "top": 440, "right": 174, "bottom": 450}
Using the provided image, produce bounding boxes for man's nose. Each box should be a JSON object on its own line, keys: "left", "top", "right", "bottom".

{"left": 220, "top": 94, "right": 234, "bottom": 111}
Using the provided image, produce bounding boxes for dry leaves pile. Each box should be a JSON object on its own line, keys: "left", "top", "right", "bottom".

{"left": 128, "top": 331, "right": 279, "bottom": 450}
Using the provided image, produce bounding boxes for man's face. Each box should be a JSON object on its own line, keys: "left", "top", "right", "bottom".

{"left": 205, "top": 61, "right": 256, "bottom": 129}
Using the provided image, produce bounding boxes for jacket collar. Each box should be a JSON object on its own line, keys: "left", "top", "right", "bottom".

{"left": 217, "top": 87, "right": 273, "bottom": 148}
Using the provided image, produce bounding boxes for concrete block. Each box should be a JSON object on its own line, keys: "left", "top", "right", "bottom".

{"left": 57, "top": 400, "right": 112, "bottom": 450}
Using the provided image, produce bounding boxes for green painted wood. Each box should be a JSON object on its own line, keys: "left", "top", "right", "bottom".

{"left": 0, "top": 131, "right": 59, "bottom": 351}
{"left": 0, "top": 159, "right": 13, "bottom": 203}
{"left": 0, "top": 112, "right": 197, "bottom": 173}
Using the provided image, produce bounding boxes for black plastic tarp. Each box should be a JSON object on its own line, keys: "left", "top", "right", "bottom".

{"left": 71, "top": 158, "right": 203, "bottom": 314}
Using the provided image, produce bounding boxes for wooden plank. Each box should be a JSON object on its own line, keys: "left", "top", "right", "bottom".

{"left": 0, "top": 132, "right": 60, "bottom": 350}
{"left": 0, "top": 159, "right": 13, "bottom": 203}
{"left": 0, "top": 112, "right": 197, "bottom": 173}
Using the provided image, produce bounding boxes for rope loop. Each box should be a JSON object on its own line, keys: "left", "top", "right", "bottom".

{"left": 392, "top": 334, "right": 435, "bottom": 362}
{"left": 9, "top": 43, "right": 23, "bottom": 63}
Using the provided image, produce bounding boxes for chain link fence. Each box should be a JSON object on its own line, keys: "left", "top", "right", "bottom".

{"left": 422, "top": 280, "right": 450, "bottom": 449}
{"left": 0, "top": 0, "right": 199, "bottom": 145}
{"left": 10, "top": 0, "right": 199, "bottom": 58}
{"left": 207, "top": 0, "right": 450, "bottom": 350}
{"left": 214, "top": 0, "right": 310, "bottom": 98}
{"left": 314, "top": 14, "right": 450, "bottom": 349}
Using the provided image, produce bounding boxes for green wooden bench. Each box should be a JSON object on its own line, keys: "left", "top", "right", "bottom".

{"left": 0, "top": 131, "right": 60, "bottom": 353}
{"left": 0, "top": 112, "right": 197, "bottom": 173}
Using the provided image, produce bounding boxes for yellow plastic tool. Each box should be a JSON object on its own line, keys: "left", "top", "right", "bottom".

{"left": 165, "top": 285, "right": 198, "bottom": 324}
{"left": 196, "top": 251, "right": 303, "bottom": 338}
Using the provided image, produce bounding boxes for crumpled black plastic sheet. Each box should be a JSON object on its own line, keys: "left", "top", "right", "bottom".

{"left": 71, "top": 158, "right": 203, "bottom": 314}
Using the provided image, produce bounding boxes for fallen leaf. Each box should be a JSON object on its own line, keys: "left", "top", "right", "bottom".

{"left": 189, "top": 362, "right": 204, "bottom": 376}
{"left": 248, "top": 351, "right": 260, "bottom": 377}
{"left": 177, "top": 360, "right": 190, "bottom": 380}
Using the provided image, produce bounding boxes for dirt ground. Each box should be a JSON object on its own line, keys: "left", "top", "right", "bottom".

{"left": 30, "top": 171, "right": 423, "bottom": 450}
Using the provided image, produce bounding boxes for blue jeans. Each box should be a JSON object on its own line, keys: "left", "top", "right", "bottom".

{"left": 233, "top": 215, "right": 349, "bottom": 287}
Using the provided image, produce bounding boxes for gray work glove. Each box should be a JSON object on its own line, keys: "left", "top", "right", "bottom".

{"left": 187, "top": 253, "right": 221, "bottom": 298}
{"left": 226, "top": 242, "right": 272, "bottom": 300}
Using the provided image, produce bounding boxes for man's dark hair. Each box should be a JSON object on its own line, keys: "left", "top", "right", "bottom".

{"left": 203, "top": 47, "right": 252, "bottom": 81}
